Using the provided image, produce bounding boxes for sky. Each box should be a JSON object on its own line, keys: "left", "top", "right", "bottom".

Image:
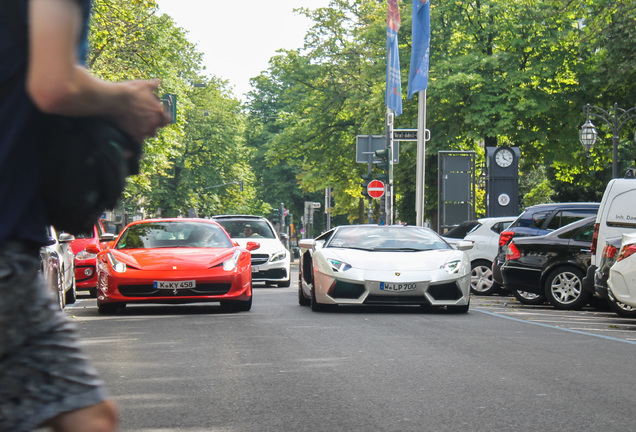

{"left": 157, "top": 0, "right": 332, "bottom": 101}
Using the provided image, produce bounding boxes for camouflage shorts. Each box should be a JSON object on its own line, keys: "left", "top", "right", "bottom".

{"left": 0, "top": 241, "right": 107, "bottom": 432}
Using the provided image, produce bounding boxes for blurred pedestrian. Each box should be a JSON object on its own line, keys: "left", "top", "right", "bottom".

{"left": 0, "top": 0, "right": 170, "bottom": 431}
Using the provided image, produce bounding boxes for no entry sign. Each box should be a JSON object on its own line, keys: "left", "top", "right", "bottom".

{"left": 367, "top": 180, "right": 385, "bottom": 199}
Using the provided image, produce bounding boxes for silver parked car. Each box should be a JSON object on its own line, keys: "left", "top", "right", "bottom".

{"left": 40, "top": 226, "right": 76, "bottom": 309}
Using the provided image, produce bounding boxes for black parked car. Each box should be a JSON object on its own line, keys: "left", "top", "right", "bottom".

{"left": 492, "top": 202, "right": 600, "bottom": 290}
{"left": 500, "top": 217, "right": 595, "bottom": 310}
{"left": 593, "top": 236, "right": 636, "bottom": 318}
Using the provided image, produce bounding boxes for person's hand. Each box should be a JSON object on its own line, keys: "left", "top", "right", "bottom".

{"left": 111, "top": 79, "right": 171, "bottom": 143}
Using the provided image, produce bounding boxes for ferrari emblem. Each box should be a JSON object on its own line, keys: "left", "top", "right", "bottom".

{"left": 395, "top": 272, "right": 401, "bottom": 276}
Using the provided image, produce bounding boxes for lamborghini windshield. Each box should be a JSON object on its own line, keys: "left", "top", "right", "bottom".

{"left": 326, "top": 226, "right": 451, "bottom": 252}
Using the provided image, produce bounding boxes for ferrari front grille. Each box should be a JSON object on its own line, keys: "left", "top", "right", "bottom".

{"left": 118, "top": 283, "right": 232, "bottom": 297}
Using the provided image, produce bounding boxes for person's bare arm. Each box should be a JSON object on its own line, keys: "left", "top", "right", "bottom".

{"left": 26, "top": 0, "right": 169, "bottom": 142}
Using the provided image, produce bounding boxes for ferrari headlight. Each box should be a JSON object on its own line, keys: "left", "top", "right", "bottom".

{"left": 76, "top": 249, "right": 97, "bottom": 260}
{"left": 328, "top": 259, "right": 352, "bottom": 272}
{"left": 441, "top": 260, "right": 461, "bottom": 274}
{"left": 107, "top": 253, "right": 126, "bottom": 273}
{"left": 223, "top": 250, "right": 242, "bottom": 271}
{"left": 270, "top": 249, "right": 287, "bottom": 263}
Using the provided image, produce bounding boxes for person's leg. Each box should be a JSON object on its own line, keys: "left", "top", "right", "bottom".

{"left": 47, "top": 399, "right": 118, "bottom": 432}
{"left": 0, "top": 242, "right": 114, "bottom": 432}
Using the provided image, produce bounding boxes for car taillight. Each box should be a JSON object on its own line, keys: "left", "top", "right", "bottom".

{"left": 617, "top": 244, "right": 636, "bottom": 262}
{"left": 499, "top": 231, "right": 514, "bottom": 247}
{"left": 602, "top": 244, "right": 617, "bottom": 259}
{"left": 506, "top": 242, "right": 521, "bottom": 261}
{"left": 590, "top": 223, "right": 599, "bottom": 256}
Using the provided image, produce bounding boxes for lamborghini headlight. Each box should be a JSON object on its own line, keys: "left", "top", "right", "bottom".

{"left": 441, "top": 260, "right": 461, "bottom": 274}
{"left": 328, "top": 259, "right": 352, "bottom": 272}
{"left": 107, "top": 253, "right": 127, "bottom": 273}
{"left": 270, "top": 249, "right": 287, "bottom": 263}
{"left": 223, "top": 250, "right": 242, "bottom": 271}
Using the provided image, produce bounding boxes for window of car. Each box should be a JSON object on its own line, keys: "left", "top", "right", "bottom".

{"left": 490, "top": 221, "right": 512, "bottom": 234}
{"left": 215, "top": 219, "right": 276, "bottom": 239}
{"left": 547, "top": 210, "right": 598, "bottom": 231}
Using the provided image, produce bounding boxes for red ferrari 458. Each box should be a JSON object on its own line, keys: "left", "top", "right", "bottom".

{"left": 91, "top": 218, "right": 258, "bottom": 314}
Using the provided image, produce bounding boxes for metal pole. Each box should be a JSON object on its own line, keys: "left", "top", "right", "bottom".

{"left": 386, "top": 109, "right": 394, "bottom": 225}
{"left": 415, "top": 89, "right": 427, "bottom": 226}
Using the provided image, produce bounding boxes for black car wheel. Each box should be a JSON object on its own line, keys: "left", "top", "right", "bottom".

{"left": 298, "top": 283, "right": 310, "bottom": 306}
{"left": 606, "top": 289, "right": 636, "bottom": 318}
{"left": 221, "top": 295, "right": 253, "bottom": 312}
{"left": 65, "top": 275, "right": 77, "bottom": 305}
{"left": 310, "top": 285, "right": 330, "bottom": 312}
{"left": 470, "top": 260, "right": 499, "bottom": 295}
{"left": 97, "top": 302, "right": 125, "bottom": 314}
{"left": 512, "top": 290, "right": 546, "bottom": 305}
{"left": 544, "top": 266, "right": 592, "bottom": 310}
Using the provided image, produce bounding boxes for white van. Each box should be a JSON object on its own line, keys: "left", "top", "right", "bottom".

{"left": 583, "top": 174, "right": 636, "bottom": 293}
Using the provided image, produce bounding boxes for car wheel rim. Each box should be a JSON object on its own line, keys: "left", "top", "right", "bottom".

{"left": 608, "top": 288, "right": 636, "bottom": 311}
{"left": 550, "top": 272, "right": 581, "bottom": 305}
{"left": 518, "top": 291, "right": 541, "bottom": 301}
{"left": 471, "top": 265, "right": 493, "bottom": 292}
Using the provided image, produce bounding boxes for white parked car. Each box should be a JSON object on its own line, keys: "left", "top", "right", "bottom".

{"left": 212, "top": 215, "right": 291, "bottom": 287}
{"left": 607, "top": 232, "right": 636, "bottom": 308}
{"left": 445, "top": 216, "right": 515, "bottom": 295}
{"left": 298, "top": 225, "right": 473, "bottom": 313}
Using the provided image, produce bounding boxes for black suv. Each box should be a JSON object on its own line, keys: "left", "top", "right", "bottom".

{"left": 492, "top": 202, "right": 600, "bottom": 289}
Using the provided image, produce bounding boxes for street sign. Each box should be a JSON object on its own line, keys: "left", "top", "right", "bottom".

{"left": 367, "top": 180, "right": 385, "bottom": 199}
{"left": 393, "top": 129, "right": 417, "bottom": 141}
{"left": 355, "top": 135, "right": 399, "bottom": 164}
{"left": 312, "top": 202, "right": 321, "bottom": 209}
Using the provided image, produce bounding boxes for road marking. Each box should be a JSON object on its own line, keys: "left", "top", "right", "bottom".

{"left": 474, "top": 308, "right": 636, "bottom": 345}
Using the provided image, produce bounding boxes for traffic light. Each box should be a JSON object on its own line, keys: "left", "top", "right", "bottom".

{"left": 272, "top": 207, "right": 281, "bottom": 220}
{"left": 374, "top": 147, "right": 390, "bottom": 172}
{"left": 361, "top": 173, "right": 372, "bottom": 199}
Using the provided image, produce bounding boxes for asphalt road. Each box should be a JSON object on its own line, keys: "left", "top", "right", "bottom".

{"left": 65, "top": 270, "right": 636, "bottom": 432}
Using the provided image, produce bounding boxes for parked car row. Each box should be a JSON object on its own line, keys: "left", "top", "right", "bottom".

{"left": 442, "top": 172, "right": 636, "bottom": 318}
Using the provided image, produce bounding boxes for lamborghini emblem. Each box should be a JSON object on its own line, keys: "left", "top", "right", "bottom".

{"left": 395, "top": 272, "right": 401, "bottom": 276}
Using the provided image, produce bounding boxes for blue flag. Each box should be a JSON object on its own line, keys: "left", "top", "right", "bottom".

{"left": 386, "top": 0, "right": 402, "bottom": 116}
{"left": 408, "top": 0, "right": 431, "bottom": 99}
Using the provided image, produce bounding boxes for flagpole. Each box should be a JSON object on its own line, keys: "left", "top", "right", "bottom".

{"left": 415, "top": 89, "right": 427, "bottom": 226}
{"left": 385, "top": 108, "right": 394, "bottom": 225}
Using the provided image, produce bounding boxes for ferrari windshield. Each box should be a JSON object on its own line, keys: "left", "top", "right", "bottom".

{"left": 326, "top": 226, "right": 451, "bottom": 251}
{"left": 116, "top": 221, "right": 233, "bottom": 249}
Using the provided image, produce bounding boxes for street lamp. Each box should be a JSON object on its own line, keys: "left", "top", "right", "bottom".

{"left": 580, "top": 103, "right": 636, "bottom": 179}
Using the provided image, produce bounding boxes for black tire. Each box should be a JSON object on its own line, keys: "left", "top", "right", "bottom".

{"left": 512, "top": 289, "right": 546, "bottom": 305}
{"left": 298, "top": 284, "right": 311, "bottom": 306}
{"left": 89, "top": 287, "right": 97, "bottom": 298}
{"left": 65, "top": 276, "right": 77, "bottom": 305}
{"left": 310, "top": 285, "right": 330, "bottom": 312}
{"left": 470, "top": 260, "right": 500, "bottom": 295}
{"left": 54, "top": 271, "right": 65, "bottom": 310}
{"left": 447, "top": 301, "right": 470, "bottom": 314}
{"left": 544, "top": 266, "right": 591, "bottom": 310}
{"left": 221, "top": 296, "right": 253, "bottom": 312}
{"left": 606, "top": 291, "right": 636, "bottom": 318}
{"left": 97, "top": 302, "right": 124, "bottom": 315}
{"left": 278, "top": 279, "right": 291, "bottom": 288}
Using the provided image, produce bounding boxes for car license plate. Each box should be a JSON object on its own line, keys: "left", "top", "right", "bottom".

{"left": 154, "top": 280, "right": 196, "bottom": 289}
{"left": 380, "top": 282, "right": 417, "bottom": 292}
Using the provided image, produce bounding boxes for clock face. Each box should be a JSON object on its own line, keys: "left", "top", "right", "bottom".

{"left": 498, "top": 193, "right": 511, "bottom": 206}
{"left": 495, "top": 148, "right": 514, "bottom": 167}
